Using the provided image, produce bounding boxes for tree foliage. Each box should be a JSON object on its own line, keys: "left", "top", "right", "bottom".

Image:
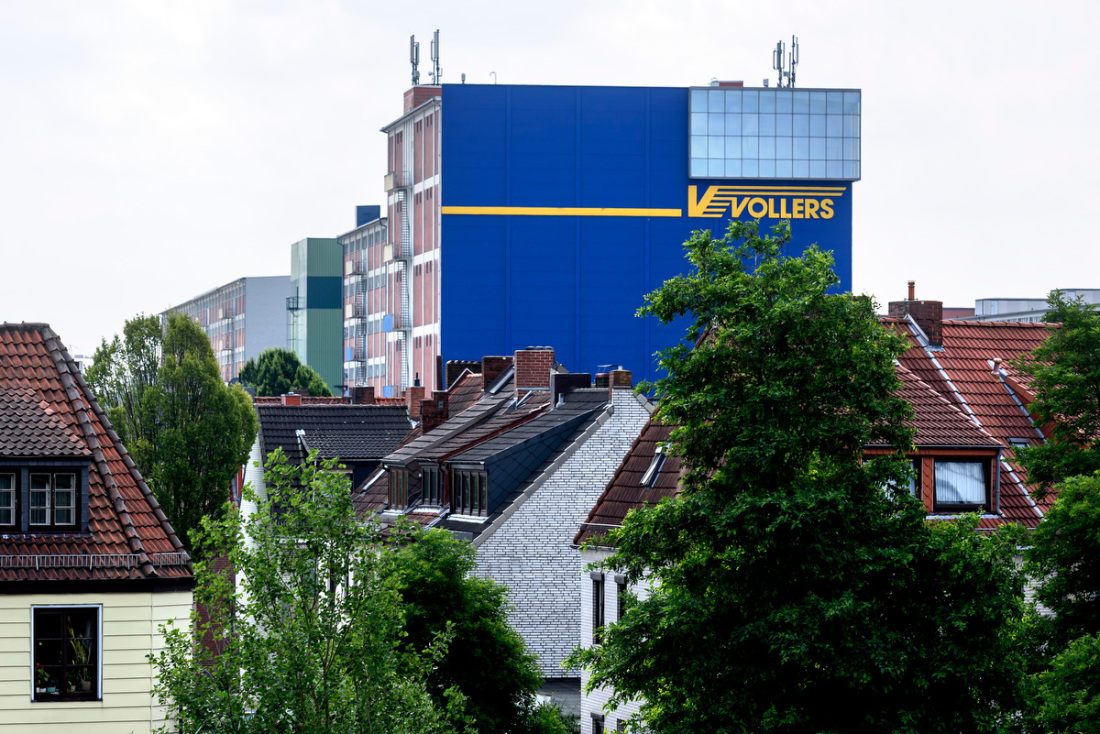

{"left": 239, "top": 347, "right": 333, "bottom": 397}
{"left": 151, "top": 450, "right": 464, "bottom": 734}
{"left": 85, "top": 312, "right": 258, "bottom": 551}
{"left": 1014, "top": 292, "right": 1100, "bottom": 496}
{"left": 382, "top": 526, "right": 572, "bottom": 734}
{"left": 569, "top": 220, "right": 1027, "bottom": 734}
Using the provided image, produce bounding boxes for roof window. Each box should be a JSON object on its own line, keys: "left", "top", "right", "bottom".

{"left": 640, "top": 445, "right": 667, "bottom": 488}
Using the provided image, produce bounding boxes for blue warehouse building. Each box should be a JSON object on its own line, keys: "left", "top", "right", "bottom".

{"left": 354, "top": 81, "right": 859, "bottom": 394}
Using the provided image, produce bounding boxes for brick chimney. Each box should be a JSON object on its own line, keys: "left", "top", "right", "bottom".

{"left": 610, "top": 369, "right": 632, "bottom": 389}
{"left": 888, "top": 281, "right": 943, "bottom": 347}
{"left": 420, "top": 391, "right": 450, "bottom": 433}
{"left": 406, "top": 384, "right": 425, "bottom": 421}
{"left": 281, "top": 393, "right": 302, "bottom": 406}
{"left": 482, "top": 356, "right": 513, "bottom": 392}
{"left": 514, "top": 347, "right": 554, "bottom": 398}
{"left": 350, "top": 386, "right": 375, "bottom": 405}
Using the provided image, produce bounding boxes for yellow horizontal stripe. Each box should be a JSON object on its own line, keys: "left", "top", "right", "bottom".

{"left": 442, "top": 206, "right": 683, "bottom": 217}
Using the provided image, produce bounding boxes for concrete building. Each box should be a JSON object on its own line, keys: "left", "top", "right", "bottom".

{"left": 287, "top": 238, "right": 344, "bottom": 394}
{"left": 163, "top": 276, "right": 290, "bottom": 382}
{"left": 354, "top": 79, "right": 861, "bottom": 396}
{"left": 963, "top": 288, "right": 1100, "bottom": 323}
{"left": 339, "top": 206, "right": 390, "bottom": 392}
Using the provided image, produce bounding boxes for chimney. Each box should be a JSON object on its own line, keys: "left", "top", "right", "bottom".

{"left": 281, "top": 393, "right": 302, "bottom": 406}
{"left": 351, "top": 386, "right": 375, "bottom": 405}
{"left": 550, "top": 372, "right": 592, "bottom": 408}
{"left": 514, "top": 347, "right": 554, "bottom": 398}
{"left": 610, "top": 369, "right": 632, "bottom": 389}
{"left": 420, "top": 390, "right": 450, "bottom": 433}
{"left": 888, "top": 281, "right": 943, "bottom": 347}
{"left": 406, "top": 384, "right": 425, "bottom": 420}
{"left": 481, "top": 356, "right": 513, "bottom": 392}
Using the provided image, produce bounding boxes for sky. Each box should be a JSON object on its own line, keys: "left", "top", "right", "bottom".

{"left": 2, "top": 0, "right": 1099, "bottom": 356}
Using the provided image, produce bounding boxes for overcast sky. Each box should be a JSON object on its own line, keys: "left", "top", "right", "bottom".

{"left": 3, "top": 0, "right": 1098, "bottom": 355}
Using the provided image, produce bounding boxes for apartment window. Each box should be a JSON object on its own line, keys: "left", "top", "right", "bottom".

{"left": 452, "top": 469, "right": 488, "bottom": 516}
{"left": 591, "top": 571, "right": 605, "bottom": 644}
{"left": 389, "top": 468, "right": 409, "bottom": 509}
{"left": 423, "top": 466, "right": 442, "bottom": 506}
{"left": 884, "top": 459, "right": 920, "bottom": 499}
{"left": 0, "top": 473, "right": 14, "bottom": 526}
{"left": 591, "top": 713, "right": 605, "bottom": 734}
{"left": 934, "top": 460, "right": 990, "bottom": 512}
{"left": 617, "top": 721, "right": 626, "bottom": 733}
{"left": 615, "top": 574, "right": 627, "bottom": 622}
{"left": 29, "top": 472, "right": 78, "bottom": 528}
{"left": 33, "top": 606, "right": 100, "bottom": 701}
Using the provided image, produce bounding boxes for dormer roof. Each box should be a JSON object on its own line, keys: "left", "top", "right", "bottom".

{"left": 0, "top": 323, "right": 192, "bottom": 585}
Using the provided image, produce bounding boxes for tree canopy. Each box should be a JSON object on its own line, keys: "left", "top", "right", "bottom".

{"left": 152, "top": 450, "right": 462, "bottom": 734}
{"left": 239, "top": 347, "right": 333, "bottom": 397}
{"left": 383, "top": 526, "right": 571, "bottom": 734}
{"left": 569, "top": 220, "right": 1027, "bottom": 734}
{"left": 1014, "top": 292, "right": 1100, "bottom": 495}
{"left": 85, "top": 312, "right": 258, "bottom": 551}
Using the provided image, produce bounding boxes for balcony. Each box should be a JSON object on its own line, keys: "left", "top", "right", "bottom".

{"left": 383, "top": 170, "right": 413, "bottom": 192}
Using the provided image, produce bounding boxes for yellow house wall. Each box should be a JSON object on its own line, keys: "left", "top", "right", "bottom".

{"left": 0, "top": 589, "right": 192, "bottom": 734}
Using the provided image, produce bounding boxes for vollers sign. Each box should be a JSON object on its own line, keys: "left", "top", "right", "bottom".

{"left": 687, "top": 185, "right": 846, "bottom": 219}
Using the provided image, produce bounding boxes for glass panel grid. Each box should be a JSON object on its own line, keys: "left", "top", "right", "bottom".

{"left": 689, "top": 87, "right": 860, "bottom": 180}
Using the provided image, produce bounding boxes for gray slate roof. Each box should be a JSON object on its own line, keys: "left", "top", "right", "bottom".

{"left": 256, "top": 404, "right": 411, "bottom": 463}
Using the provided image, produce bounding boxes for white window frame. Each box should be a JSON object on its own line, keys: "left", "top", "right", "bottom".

{"left": 0, "top": 473, "right": 15, "bottom": 526}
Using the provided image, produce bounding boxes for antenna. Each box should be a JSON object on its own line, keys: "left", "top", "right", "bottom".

{"left": 410, "top": 35, "right": 420, "bottom": 86}
{"left": 788, "top": 35, "right": 799, "bottom": 88}
{"left": 429, "top": 29, "right": 441, "bottom": 84}
{"left": 772, "top": 39, "right": 786, "bottom": 88}
{"left": 771, "top": 35, "right": 800, "bottom": 88}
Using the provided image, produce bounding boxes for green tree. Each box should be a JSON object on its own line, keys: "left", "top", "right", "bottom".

{"left": 85, "top": 312, "right": 257, "bottom": 551}
{"left": 1028, "top": 632, "right": 1100, "bottom": 734}
{"left": 383, "top": 526, "right": 573, "bottom": 734}
{"left": 569, "top": 220, "right": 1027, "bottom": 734}
{"left": 239, "top": 347, "right": 333, "bottom": 397}
{"left": 151, "top": 450, "right": 463, "bottom": 734}
{"left": 1014, "top": 292, "right": 1100, "bottom": 496}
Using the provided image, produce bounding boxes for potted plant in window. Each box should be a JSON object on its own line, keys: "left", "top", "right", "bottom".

{"left": 68, "top": 621, "right": 93, "bottom": 692}
{"left": 34, "top": 663, "right": 49, "bottom": 694}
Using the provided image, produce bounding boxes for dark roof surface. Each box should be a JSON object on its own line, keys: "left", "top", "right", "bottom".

{"left": 0, "top": 323, "right": 192, "bottom": 582}
{"left": 255, "top": 404, "right": 411, "bottom": 463}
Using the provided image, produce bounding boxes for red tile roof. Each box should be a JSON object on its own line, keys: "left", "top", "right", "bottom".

{"left": 0, "top": 323, "right": 193, "bottom": 583}
{"left": 578, "top": 316, "right": 1055, "bottom": 542}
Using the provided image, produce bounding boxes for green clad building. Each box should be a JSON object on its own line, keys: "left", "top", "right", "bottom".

{"left": 287, "top": 237, "right": 344, "bottom": 394}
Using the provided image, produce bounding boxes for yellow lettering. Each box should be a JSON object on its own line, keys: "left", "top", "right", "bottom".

{"left": 805, "top": 199, "right": 820, "bottom": 219}
{"left": 780, "top": 198, "right": 791, "bottom": 218}
{"left": 688, "top": 185, "right": 721, "bottom": 218}
{"left": 820, "top": 199, "right": 834, "bottom": 219}
{"left": 730, "top": 197, "right": 750, "bottom": 217}
{"left": 747, "top": 197, "right": 768, "bottom": 218}
{"left": 793, "top": 199, "right": 804, "bottom": 218}
{"left": 768, "top": 198, "right": 779, "bottom": 218}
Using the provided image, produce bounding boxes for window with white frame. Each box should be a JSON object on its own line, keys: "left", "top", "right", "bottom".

{"left": 0, "top": 473, "right": 14, "bottom": 526}
{"left": 591, "top": 571, "right": 605, "bottom": 644}
{"left": 29, "top": 472, "right": 77, "bottom": 528}
{"left": 32, "top": 605, "right": 100, "bottom": 701}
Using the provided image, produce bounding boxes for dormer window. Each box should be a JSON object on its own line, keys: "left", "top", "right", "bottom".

{"left": 933, "top": 459, "right": 991, "bottom": 513}
{"left": 389, "top": 468, "right": 409, "bottom": 509}
{"left": 0, "top": 464, "right": 90, "bottom": 532}
{"left": 0, "top": 473, "right": 14, "bottom": 526}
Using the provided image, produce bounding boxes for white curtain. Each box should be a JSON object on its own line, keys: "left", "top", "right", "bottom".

{"left": 935, "top": 461, "right": 985, "bottom": 504}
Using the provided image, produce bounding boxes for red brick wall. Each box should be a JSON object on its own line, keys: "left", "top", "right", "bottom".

{"left": 482, "top": 356, "right": 513, "bottom": 391}
{"left": 889, "top": 299, "right": 944, "bottom": 346}
{"left": 515, "top": 348, "right": 554, "bottom": 393}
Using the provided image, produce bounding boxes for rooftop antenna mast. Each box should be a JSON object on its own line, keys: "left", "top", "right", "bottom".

{"left": 429, "top": 29, "right": 441, "bottom": 84}
{"left": 772, "top": 35, "right": 799, "bottom": 88}
{"left": 410, "top": 35, "right": 420, "bottom": 86}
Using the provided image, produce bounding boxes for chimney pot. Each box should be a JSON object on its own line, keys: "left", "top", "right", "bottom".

{"left": 907, "top": 281, "right": 916, "bottom": 300}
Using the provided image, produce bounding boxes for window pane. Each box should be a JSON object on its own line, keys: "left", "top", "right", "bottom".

{"left": 810, "top": 160, "right": 826, "bottom": 178}
{"left": 826, "top": 137, "right": 842, "bottom": 160}
{"left": 31, "top": 474, "right": 49, "bottom": 491}
{"left": 776, "top": 159, "right": 793, "bottom": 178}
{"left": 741, "top": 137, "right": 758, "bottom": 158}
{"left": 724, "top": 113, "right": 741, "bottom": 136}
{"left": 725, "top": 136, "right": 741, "bottom": 159}
{"left": 759, "top": 137, "right": 776, "bottom": 158}
{"left": 690, "top": 136, "right": 707, "bottom": 158}
{"left": 0, "top": 474, "right": 12, "bottom": 490}
{"left": 827, "top": 160, "right": 843, "bottom": 179}
{"left": 724, "top": 90, "right": 742, "bottom": 113}
{"left": 759, "top": 159, "right": 776, "bottom": 178}
{"left": 708, "top": 112, "right": 724, "bottom": 136}
{"left": 793, "top": 90, "right": 810, "bottom": 113}
{"left": 776, "top": 90, "right": 792, "bottom": 113}
{"left": 742, "top": 90, "right": 759, "bottom": 112}
{"left": 793, "top": 114, "right": 809, "bottom": 136}
{"left": 810, "top": 91, "right": 827, "bottom": 114}
{"left": 810, "top": 114, "right": 827, "bottom": 137}
{"left": 793, "top": 137, "right": 810, "bottom": 160}
{"left": 844, "top": 160, "right": 859, "bottom": 179}
{"left": 759, "top": 113, "right": 775, "bottom": 136}
{"left": 479, "top": 475, "right": 488, "bottom": 515}
{"left": 843, "top": 91, "right": 860, "bottom": 114}
{"left": 810, "top": 138, "right": 826, "bottom": 160}
{"left": 759, "top": 90, "right": 776, "bottom": 112}
{"left": 776, "top": 113, "right": 793, "bottom": 136}
{"left": 844, "top": 114, "right": 860, "bottom": 137}
{"left": 936, "top": 462, "right": 986, "bottom": 504}
{"left": 690, "top": 158, "right": 707, "bottom": 177}
{"left": 55, "top": 474, "right": 75, "bottom": 491}
{"left": 793, "top": 159, "right": 810, "bottom": 178}
{"left": 827, "top": 114, "right": 843, "bottom": 137}
{"left": 776, "top": 137, "right": 793, "bottom": 159}
{"left": 708, "top": 136, "right": 724, "bottom": 158}
{"left": 742, "top": 159, "right": 759, "bottom": 177}
{"left": 827, "top": 91, "right": 844, "bottom": 114}
{"left": 724, "top": 159, "right": 742, "bottom": 177}
{"left": 708, "top": 89, "right": 723, "bottom": 112}
{"left": 707, "top": 159, "right": 724, "bottom": 177}
{"left": 690, "top": 88, "right": 707, "bottom": 111}
{"left": 690, "top": 112, "right": 707, "bottom": 135}
{"left": 742, "top": 113, "right": 759, "bottom": 135}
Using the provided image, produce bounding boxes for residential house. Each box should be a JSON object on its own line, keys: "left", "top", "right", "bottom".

{"left": 0, "top": 323, "right": 194, "bottom": 734}
{"left": 573, "top": 287, "right": 1055, "bottom": 733}
{"left": 361, "top": 347, "right": 652, "bottom": 709}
